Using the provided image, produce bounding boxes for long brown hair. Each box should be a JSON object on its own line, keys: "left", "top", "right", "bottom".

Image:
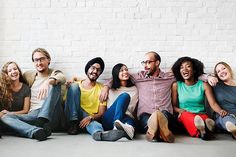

{"left": 0, "top": 72, "right": 12, "bottom": 110}
{"left": 1, "top": 61, "right": 26, "bottom": 84}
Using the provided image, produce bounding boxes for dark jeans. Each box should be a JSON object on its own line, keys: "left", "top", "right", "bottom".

{"left": 138, "top": 110, "right": 176, "bottom": 133}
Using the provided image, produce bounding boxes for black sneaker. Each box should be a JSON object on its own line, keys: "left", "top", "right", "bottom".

{"left": 33, "top": 129, "right": 49, "bottom": 141}
{"left": 93, "top": 130, "right": 124, "bottom": 142}
{"left": 67, "top": 121, "right": 79, "bottom": 135}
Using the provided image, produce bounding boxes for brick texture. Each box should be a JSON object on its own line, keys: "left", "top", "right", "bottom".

{"left": 0, "top": 0, "right": 236, "bottom": 80}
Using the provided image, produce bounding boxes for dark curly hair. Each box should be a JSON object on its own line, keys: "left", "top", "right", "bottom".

{"left": 111, "top": 63, "right": 134, "bottom": 89}
{"left": 171, "top": 56, "right": 204, "bottom": 82}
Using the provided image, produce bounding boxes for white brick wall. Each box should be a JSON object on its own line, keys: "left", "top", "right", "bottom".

{"left": 1, "top": 0, "right": 236, "bottom": 80}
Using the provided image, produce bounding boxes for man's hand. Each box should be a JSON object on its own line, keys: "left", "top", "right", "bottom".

{"left": 79, "top": 116, "right": 92, "bottom": 128}
{"left": 65, "top": 76, "right": 78, "bottom": 88}
{"left": 218, "top": 109, "right": 228, "bottom": 117}
{"left": 37, "top": 80, "right": 50, "bottom": 100}
{"left": 207, "top": 75, "right": 218, "bottom": 86}
{"left": 99, "top": 86, "right": 109, "bottom": 102}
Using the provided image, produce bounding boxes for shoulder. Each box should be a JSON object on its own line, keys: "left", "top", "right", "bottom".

{"left": 95, "top": 82, "right": 104, "bottom": 88}
{"left": 49, "top": 68, "right": 64, "bottom": 75}
{"left": 22, "top": 83, "right": 30, "bottom": 89}
{"left": 172, "top": 81, "right": 178, "bottom": 87}
{"left": 21, "top": 83, "right": 31, "bottom": 95}
{"left": 202, "top": 81, "right": 211, "bottom": 89}
{"left": 23, "top": 70, "right": 36, "bottom": 78}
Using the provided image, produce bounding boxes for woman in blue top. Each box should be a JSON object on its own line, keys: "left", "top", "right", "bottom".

{"left": 214, "top": 62, "right": 236, "bottom": 139}
{"left": 171, "top": 57, "right": 227, "bottom": 140}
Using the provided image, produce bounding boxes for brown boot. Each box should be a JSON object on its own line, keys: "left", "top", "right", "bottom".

{"left": 157, "top": 111, "right": 175, "bottom": 143}
{"left": 146, "top": 110, "right": 159, "bottom": 141}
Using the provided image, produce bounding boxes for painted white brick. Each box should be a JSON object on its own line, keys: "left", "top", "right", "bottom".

{"left": 0, "top": 0, "right": 236, "bottom": 78}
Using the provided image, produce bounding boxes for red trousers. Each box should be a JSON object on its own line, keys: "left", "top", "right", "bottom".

{"left": 178, "top": 111, "right": 208, "bottom": 137}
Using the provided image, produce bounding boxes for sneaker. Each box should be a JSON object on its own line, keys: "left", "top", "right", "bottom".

{"left": 205, "top": 118, "right": 215, "bottom": 132}
{"left": 92, "top": 130, "right": 124, "bottom": 142}
{"left": 67, "top": 121, "right": 79, "bottom": 135}
{"left": 194, "top": 115, "right": 207, "bottom": 140}
{"left": 225, "top": 121, "right": 236, "bottom": 139}
{"left": 114, "top": 120, "right": 134, "bottom": 140}
{"left": 146, "top": 111, "right": 159, "bottom": 141}
{"left": 33, "top": 128, "right": 50, "bottom": 141}
{"left": 157, "top": 111, "right": 175, "bottom": 143}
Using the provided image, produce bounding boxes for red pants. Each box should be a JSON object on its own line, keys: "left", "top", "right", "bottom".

{"left": 178, "top": 111, "right": 208, "bottom": 137}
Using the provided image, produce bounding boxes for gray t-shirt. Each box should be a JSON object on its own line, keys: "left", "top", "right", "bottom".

{"left": 213, "top": 82, "right": 236, "bottom": 115}
{"left": 10, "top": 83, "right": 31, "bottom": 111}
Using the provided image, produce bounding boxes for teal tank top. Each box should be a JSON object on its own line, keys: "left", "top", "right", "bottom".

{"left": 177, "top": 80, "right": 206, "bottom": 113}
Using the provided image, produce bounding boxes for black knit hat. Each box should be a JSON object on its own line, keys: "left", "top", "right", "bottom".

{"left": 85, "top": 57, "right": 105, "bottom": 74}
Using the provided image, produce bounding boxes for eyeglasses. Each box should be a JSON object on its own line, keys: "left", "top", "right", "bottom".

{"left": 33, "top": 57, "right": 47, "bottom": 63}
{"left": 90, "top": 65, "right": 102, "bottom": 73}
{"left": 141, "top": 60, "right": 156, "bottom": 66}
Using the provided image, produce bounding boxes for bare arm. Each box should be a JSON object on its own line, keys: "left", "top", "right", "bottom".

{"left": 99, "top": 79, "right": 113, "bottom": 102}
{"left": 171, "top": 82, "right": 185, "bottom": 114}
{"left": 204, "top": 82, "right": 227, "bottom": 117}
{"left": 199, "top": 74, "right": 218, "bottom": 86}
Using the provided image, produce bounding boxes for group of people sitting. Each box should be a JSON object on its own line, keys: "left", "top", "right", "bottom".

{"left": 0, "top": 48, "right": 236, "bottom": 142}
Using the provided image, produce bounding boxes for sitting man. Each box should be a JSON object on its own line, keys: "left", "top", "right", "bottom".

{"left": 1, "top": 48, "right": 66, "bottom": 141}
{"left": 64, "top": 57, "right": 124, "bottom": 141}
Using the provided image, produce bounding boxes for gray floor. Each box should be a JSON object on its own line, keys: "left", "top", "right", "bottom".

{"left": 1, "top": 133, "right": 236, "bottom": 157}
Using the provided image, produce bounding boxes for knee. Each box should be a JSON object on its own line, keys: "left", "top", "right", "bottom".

{"left": 68, "top": 83, "right": 80, "bottom": 93}
{"left": 118, "top": 93, "right": 130, "bottom": 102}
{"left": 1, "top": 114, "right": 16, "bottom": 121}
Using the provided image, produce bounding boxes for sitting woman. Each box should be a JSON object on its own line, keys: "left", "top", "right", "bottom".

{"left": 171, "top": 57, "right": 227, "bottom": 140}
{"left": 0, "top": 61, "right": 31, "bottom": 135}
{"left": 101, "top": 63, "right": 138, "bottom": 140}
{"left": 213, "top": 62, "right": 236, "bottom": 139}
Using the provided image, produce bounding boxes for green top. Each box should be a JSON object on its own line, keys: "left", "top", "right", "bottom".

{"left": 177, "top": 80, "right": 206, "bottom": 113}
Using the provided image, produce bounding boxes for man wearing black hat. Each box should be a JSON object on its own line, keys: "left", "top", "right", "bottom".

{"left": 64, "top": 57, "right": 124, "bottom": 141}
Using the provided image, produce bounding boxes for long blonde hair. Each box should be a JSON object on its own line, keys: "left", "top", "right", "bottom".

{"left": 214, "top": 61, "right": 234, "bottom": 80}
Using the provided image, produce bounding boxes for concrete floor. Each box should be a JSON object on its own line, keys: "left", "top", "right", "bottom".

{"left": 1, "top": 133, "right": 236, "bottom": 157}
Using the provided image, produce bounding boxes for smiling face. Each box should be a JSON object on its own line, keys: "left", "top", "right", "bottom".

{"left": 215, "top": 63, "right": 232, "bottom": 82}
{"left": 87, "top": 63, "right": 101, "bottom": 82}
{"left": 7, "top": 63, "right": 20, "bottom": 81}
{"left": 32, "top": 51, "right": 50, "bottom": 73}
{"left": 180, "top": 61, "right": 194, "bottom": 80}
{"left": 118, "top": 65, "right": 129, "bottom": 81}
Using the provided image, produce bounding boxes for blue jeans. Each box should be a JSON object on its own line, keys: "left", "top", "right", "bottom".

{"left": 102, "top": 93, "right": 135, "bottom": 130}
{"left": 64, "top": 83, "right": 103, "bottom": 135}
{"left": 1, "top": 85, "right": 62, "bottom": 138}
{"left": 215, "top": 114, "right": 236, "bottom": 131}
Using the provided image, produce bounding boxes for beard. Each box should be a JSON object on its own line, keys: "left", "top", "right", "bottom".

{"left": 87, "top": 72, "right": 99, "bottom": 82}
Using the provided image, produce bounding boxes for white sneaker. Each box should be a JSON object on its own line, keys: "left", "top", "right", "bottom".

{"left": 114, "top": 120, "right": 134, "bottom": 140}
